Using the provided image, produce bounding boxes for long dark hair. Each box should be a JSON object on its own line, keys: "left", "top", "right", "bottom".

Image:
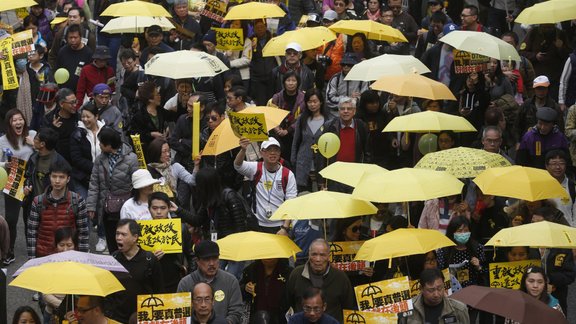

{"left": 444, "top": 216, "right": 479, "bottom": 262}
{"left": 4, "top": 109, "right": 29, "bottom": 149}
{"left": 519, "top": 266, "right": 550, "bottom": 304}
{"left": 348, "top": 32, "right": 373, "bottom": 59}
{"left": 12, "top": 306, "right": 41, "bottom": 324}
{"left": 195, "top": 167, "right": 223, "bottom": 207}
{"left": 297, "top": 88, "right": 330, "bottom": 132}
{"left": 148, "top": 138, "right": 168, "bottom": 164}
{"left": 357, "top": 90, "right": 382, "bottom": 117}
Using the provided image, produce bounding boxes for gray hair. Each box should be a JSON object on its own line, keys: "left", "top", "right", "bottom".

{"left": 338, "top": 96, "right": 357, "bottom": 108}
{"left": 482, "top": 125, "right": 502, "bottom": 139}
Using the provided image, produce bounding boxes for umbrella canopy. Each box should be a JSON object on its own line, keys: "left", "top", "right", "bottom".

{"left": 486, "top": 221, "right": 576, "bottom": 249}
{"left": 415, "top": 147, "right": 512, "bottom": 178}
{"left": 328, "top": 20, "right": 407, "bottom": 43}
{"left": 451, "top": 286, "right": 568, "bottom": 324}
{"left": 382, "top": 111, "right": 477, "bottom": 133}
{"left": 101, "top": 16, "right": 175, "bottom": 34}
{"left": 145, "top": 50, "right": 228, "bottom": 79}
{"left": 202, "top": 106, "right": 289, "bottom": 156}
{"left": 217, "top": 231, "right": 301, "bottom": 261}
{"left": 223, "top": 2, "right": 286, "bottom": 20}
{"left": 0, "top": 0, "right": 38, "bottom": 12}
{"left": 13, "top": 250, "right": 128, "bottom": 277}
{"left": 370, "top": 73, "right": 457, "bottom": 100}
{"left": 318, "top": 162, "right": 387, "bottom": 188}
{"left": 344, "top": 54, "right": 430, "bottom": 81}
{"left": 270, "top": 191, "right": 378, "bottom": 220}
{"left": 516, "top": 0, "right": 576, "bottom": 25}
{"left": 473, "top": 166, "right": 568, "bottom": 201}
{"left": 440, "top": 30, "right": 521, "bottom": 61}
{"left": 352, "top": 168, "right": 464, "bottom": 203}
{"left": 100, "top": 0, "right": 172, "bottom": 17}
{"left": 355, "top": 228, "right": 456, "bottom": 261}
{"left": 262, "top": 27, "right": 336, "bottom": 57}
{"left": 10, "top": 262, "right": 125, "bottom": 296}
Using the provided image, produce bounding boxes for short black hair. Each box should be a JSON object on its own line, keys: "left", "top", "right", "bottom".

{"left": 302, "top": 287, "right": 326, "bottom": 303}
{"left": 545, "top": 149, "right": 568, "bottom": 165}
{"left": 117, "top": 218, "right": 141, "bottom": 236}
{"left": 54, "top": 226, "right": 78, "bottom": 248}
{"left": 98, "top": 126, "right": 122, "bottom": 149}
{"left": 419, "top": 268, "right": 444, "bottom": 287}
{"left": 149, "top": 191, "right": 171, "bottom": 207}
{"left": 50, "top": 160, "right": 72, "bottom": 175}
{"left": 66, "top": 23, "right": 82, "bottom": 37}
{"left": 533, "top": 206, "right": 556, "bottom": 221}
{"left": 502, "top": 31, "right": 519, "bottom": 46}
{"left": 119, "top": 48, "right": 138, "bottom": 61}
{"left": 37, "top": 127, "right": 59, "bottom": 150}
{"left": 57, "top": 88, "right": 75, "bottom": 104}
{"left": 429, "top": 11, "right": 447, "bottom": 24}
{"left": 463, "top": 4, "right": 479, "bottom": 16}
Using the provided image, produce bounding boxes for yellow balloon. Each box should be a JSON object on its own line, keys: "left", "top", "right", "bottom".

{"left": 54, "top": 68, "right": 70, "bottom": 84}
{"left": 0, "top": 167, "right": 6, "bottom": 189}
{"left": 318, "top": 133, "right": 341, "bottom": 158}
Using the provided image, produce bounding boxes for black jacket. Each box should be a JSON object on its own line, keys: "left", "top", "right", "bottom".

{"left": 194, "top": 188, "right": 247, "bottom": 240}
{"left": 69, "top": 127, "right": 95, "bottom": 185}
{"left": 131, "top": 107, "right": 166, "bottom": 151}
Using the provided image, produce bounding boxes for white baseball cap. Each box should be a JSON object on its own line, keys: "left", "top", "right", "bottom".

{"left": 533, "top": 75, "right": 550, "bottom": 88}
{"left": 286, "top": 42, "right": 302, "bottom": 52}
{"left": 261, "top": 137, "right": 281, "bottom": 150}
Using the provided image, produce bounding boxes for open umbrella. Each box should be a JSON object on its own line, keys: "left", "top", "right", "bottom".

{"left": 440, "top": 30, "right": 521, "bottom": 61}
{"left": 223, "top": 2, "right": 286, "bottom": 20}
{"left": 344, "top": 54, "right": 430, "bottom": 81}
{"left": 144, "top": 50, "right": 228, "bottom": 79}
{"left": 485, "top": 221, "right": 576, "bottom": 249}
{"left": 269, "top": 191, "right": 378, "bottom": 221}
{"left": 0, "top": 0, "right": 38, "bottom": 12}
{"left": 216, "top": 231, "right": 301, "bottom": 261}
{"left": 13, "top": 250, "right": 128, "bottom": 277}
{"left": 202, "top": 106, "right": 289, "bottom": 156}
{"left": 318, "top": 162, "right": 387, "bottom": 188}
{"left": 100, "top": 0, "right": 172, "bottom": 17}
{"left": 515, "top": 0, "right": 576, "bottom": 25}
{"left": 415, "top": 147, "right": 512, "bottom": 178}
{"left": 451, "top": 286, "right": 568, "bottom": 324}
{"left": 473, "top": 166, "right": 568, "bottom": 201}
{"left": 370, "top": 73, "right": 457, "bottom": 100}
{"left": 328, "top": 20, "right": 407, "bottom": 43}
{"left": 382, "top": 111, "right": 477, "bottom": 133}
{"left": 10, "top": 262, "right": 125, "bottom": 296}
{"left": 262, "top": 27, "right": 336, "bottom": 57}
{"left": 355, "top": 228, "right": 455, "bottom": 261}
{"left": 101, "top": 16, "right": 175, "bottom": 34}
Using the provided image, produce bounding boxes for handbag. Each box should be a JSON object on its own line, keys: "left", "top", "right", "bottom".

{"left": 103, "top": 164, "right": 131, "bottom": 214}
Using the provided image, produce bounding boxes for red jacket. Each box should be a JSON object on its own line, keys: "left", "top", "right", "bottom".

{"left": 75, "top": 63, "right": 115, "bottom": 109}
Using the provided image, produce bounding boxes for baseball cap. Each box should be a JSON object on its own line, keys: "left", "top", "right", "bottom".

{"left": 147, "top": 25, "right": 163, "bottom": 36}
{"left": 442, "top": 23, "right": 458, "bottom": 37}
{"left": 536, "top": 107, "right": 557, "bottom": 122}
{"left": 533, "top": 75, "right": 550, "bottom": 88}
{"left": 286, "top": 42, "right": 302, "bottom": 52}
{"left": 323, "top": 10, "right": 338, "bottom": 22}
{"left": 194, "top": 240, "right": 220, "bottom": 259}
{"left": 93, "top": 83, "right": 111, "bottom": 96}
{"left": 261, "top": 137, "right": 281, "bottom": 150}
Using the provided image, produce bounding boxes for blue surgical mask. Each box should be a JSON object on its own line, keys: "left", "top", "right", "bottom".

{"left": 454, "top": 232, "right": 471, "bottom": 245}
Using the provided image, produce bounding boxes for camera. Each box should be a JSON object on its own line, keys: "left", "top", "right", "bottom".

{"left": 317, "top": 55, "right": 332, "bottom": 68}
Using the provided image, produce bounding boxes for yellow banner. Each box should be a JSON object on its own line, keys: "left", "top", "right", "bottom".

{"left": 201, "top": 0, "right": 227, "bottom": 23}
{"left": 15, "top": 8, "right": 29, "bottom": 20}
{"left": 489, "top": 259, "right": 541, "bottom": 289}
{"left": 0, "top": 37, "right": 19, "bottom": 90}
{"left": 453, "top": 49, "right": 490, "bottom": 74}
{"left": 330, "top": 241, "right": 368, "bottom": 272}
{"left": 11, "top": 30, "right": 34, "bottom": 58}
{"left": 354, "top": 276, "right": 413, "bottom": 314}
{"left": 228, "top": 111, "right": 268, "bottom": 141}
{"left": 3, "top": 158, "right": 26, "bottom": 201}
{"left": 214, "top": 27, "right": 244, "bottom": 51}
{"left": 343, "top": 309, "right": 397, "bottom": 324}
{"left": 137, "top": 219, "right": 183, "bottom": 254}
{"left": 130, "top": 134, "right": 147, "bottom": 169}
{"left": 136, "top": 292, "right": 191, "bottom": 323}
{"left": 409, "top": 268, "right": 452, "bottom": 298}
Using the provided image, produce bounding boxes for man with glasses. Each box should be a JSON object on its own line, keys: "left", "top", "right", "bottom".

{"left": 460, "top": 5, "right": 485, "bottom": 32}
{"left": 66, "top": 295, "right": 122, "bottom": 324}
{"left": 325, "top": 53, "right": 368, "bottom": 112}
{"left": 399, "top": 269, "right": 470, "bottom": 324}
{"left": 192, "top": 282, "right": 228, "bottom": 324}
{"left": 271, "top": 43, "right": 315, "bottom": 94}
{"left": 288, "top": 288, "right": 339, "bottom": 324}
{"left": 44, "top": 88, "right": 79, "bottom": 162}
{"left": 481, "top": 126, "right": 513, "bottom": 164}
{"left": 545, "top": 150, "right": 576, "bottom": 227}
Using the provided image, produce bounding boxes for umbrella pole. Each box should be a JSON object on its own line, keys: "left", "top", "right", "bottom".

{"left": 323, "top": 219, "right": 327, "bottom": 240}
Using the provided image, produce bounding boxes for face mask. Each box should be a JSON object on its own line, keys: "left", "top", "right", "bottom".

{"left": 454, "top": 232, "right": 471, "bottom": 245}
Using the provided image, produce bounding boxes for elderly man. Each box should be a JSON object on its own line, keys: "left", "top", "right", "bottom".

{"left": 481, "top": 126, "right": 513, "bottom": 164}
{"left": 285, "top": 239, "right": 355, "bottom": 323}
{"left": 167, "top": 0, "right": 203, "bottom": 49}
{"left": 271, "top": 42, "right": 315, "bottom": 93}
{"left": 192, "top": 282, "right": 228, "bottom": 324}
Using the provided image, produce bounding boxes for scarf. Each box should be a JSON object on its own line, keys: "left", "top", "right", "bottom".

{"left": 17, "top": 70, "right": 33, "bottom": 126}
{"left": 148, "top": 162, "right": 177, "bottom": 194}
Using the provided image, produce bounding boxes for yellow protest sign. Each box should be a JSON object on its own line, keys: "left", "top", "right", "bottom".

{"left": 130, "top": 134, "right": 147, "bottom": 169}
{"left": 11, "top": 30, "right": 34, "bottom": 58}
{"left": 0, "top": 37, "right": 19, "bottom": 90}
{"left": 343, "top": 309, "right": 397, "bottom": 324}
{"left": 137, "top": 219, "right": 183, "bottom": 254}
{"left": 201, "top": 0, "right": 227, "bottom": 23}
{"left": 329, "top": 241, "right": 368, "bottom": 272}
{"left": 489, "top": 259, "right": 541, "bottom": 289}
{"left": 354, "top": 276, "right": 413, "bottom": 315}
{"left": 228, "top": 111, "right": 268, "bottom": 141}
{"left": 137, "top": 292, "right": 191, "bottom": 323}
{"left": 3, "top": 158, "right": 26, "bottom": 201}
{"left": 453, "top": 50, "right": 490, "bottom": 74}
{"left": 409, "top": 268, "right": 452, "bottom": 298}
{"left": 214, "top": 27, "right": 244, "bottom": 51}
{"left": 15, "top": 8, "right": 29, "bottom": 20}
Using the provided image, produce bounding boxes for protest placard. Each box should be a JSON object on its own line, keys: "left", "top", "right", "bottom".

{"left": 409, "top": 268, "right": 452, "bottom": 297}
{"left": 11, "top": 30, "right": 34, "bottom": 58}
{"left": 213, "top": 27, "right": 244, "bottom": 51}
{"left": 343, "top": 309, "right": 397, "bottom": 324}
{"left": 354, "top": 276, "right": 413, "bottom": 315}
{"left": 137, "top": 219, "right": 183, "bottom": 254}
{"left": 453, "top": 50, "right": 490, "bottom": 74}
{"left": 3, "top": 158, "right": 26, "bottom": 201}
{"left": 489, "top": 260, "right": 541, "bottom": 289}
{"left": 130, "top": 134, "right": 147, "bottom": 169}
{"left": 0, "top": 37, "right": 19, "bottom": 90}
{"left": 329, "top": 241, "right": 368, "bottom": 272}
{"left": 137, "top": 292, "right": 191, "bottom": 323}
{"left": 228, "top": 111, "right": 268, "bottom": 141}
{"left": 201, "top": 0, "right": 227, "bottom": 24}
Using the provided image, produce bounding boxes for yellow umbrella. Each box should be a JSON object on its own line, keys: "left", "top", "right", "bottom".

{"left": 440, "top": 30, "right": 521, "bottom": 61}
{"left": 486, "top": 221, "right": 576, "bottom": 249}
{"left": 0, "top": 0, "right": 38, "bottom": 12}
{"left": 473, "top": 166, "right": 569, "bottom": 202}
{"left": 415, "top": 147, "right": 512, "bottom": 178}
{"left": 145, "top": 50, "right": 229, "bottom": 79}
{"left": 318, "top": 162, "right": 387, "bottom": 188}
{"left": 270, "top": 191, "right": 377, "bottom": 220}
{"left": 328, "top": 20, "right": 407, "bottom": 43}
{"left": 344, "top": 54, "right": 430, "bottom": 81}
{"left": 50, "top": 17, "right": 68, "bottom": 26}
{"left": 203, "top": 106, "right": 289, "bottom": 156}
{"left": 102, "top": 16, "right": 175, "bottom": 34}
{"left": 371, "top": 73, "right": 457, "bottom": 100}
{"left": 352, "top": 168, "right": 464, "bottom": 203}
{"left": 224, "top": 2, "right": 286, "bottom": 20}
{"left": 9, "top": 262, "right": 125, "bottom": 296}
{"left": 262, "top": 27, "right": 336, "bottom": 57}
{"left": 382, "top": 111, "right": 477, "bottom": 133}
{"left": 516, "top": 0, "right": 576, "bottom": 24}
{"left": 100, "top": 0, "right": 172, "bottom": 17}
{"left": 355, "top": 228, "right": 456, "bottom": 261}
{"left": 217, "top": 231, "right": 301, "bottom": 261}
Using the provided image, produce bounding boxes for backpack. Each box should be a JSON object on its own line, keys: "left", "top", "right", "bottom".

{"left": 35, "top": 190, "right": 79, "bottom": 221}
{"left": 245, "top": 162, "right": 290, "bottom": 228}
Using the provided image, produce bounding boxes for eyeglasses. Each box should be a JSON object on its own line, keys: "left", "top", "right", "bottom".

{"left": 339, "top": 106, "right": 355, "bottom": 111}
{"left": 76, "top": 306, "right": 97, "bottom": 313}
{"left": 351, "top": 226, "right": 361, "bottom": 232}
{"left": 547, "top": 162, "right": 566, "bottom": 167}
{"left": 303, "top": 306, "right": 323, "bottom": 313}
{"left": 193, "top": 297, "right": 213, "bottom": 304}
{"left": 63, "top": 100, "right": 78, "bottom": 105}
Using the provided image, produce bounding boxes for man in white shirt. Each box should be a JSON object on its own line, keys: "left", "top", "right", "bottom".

{"left": 545, "top": 149, "right": 576, "bottom": 226}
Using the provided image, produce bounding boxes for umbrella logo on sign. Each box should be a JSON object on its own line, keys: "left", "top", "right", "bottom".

{"left": 346, "top": 312, "right": 366, "bottom": 324}
{"left": 361, "top": 283, "right": 383, "bottom": 308}
{"left": 329, "top": 242, "right": 343, "bottom": 260}
{"left": 141, "top": 295, "right": 164, "bottom": 314}
{"left": 201, "top": 55, "right": 223, "bottom": 74}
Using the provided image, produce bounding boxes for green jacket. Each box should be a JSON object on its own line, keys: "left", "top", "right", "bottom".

{"left": 398, "top": 294, "right": 470, "bottom": 324}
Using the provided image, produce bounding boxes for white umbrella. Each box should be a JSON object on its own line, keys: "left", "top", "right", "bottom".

{"left": 144, "top": 50, "right": 229, "bottom": 79}
{"left": 439, "top": 30, "right": 521, "bottom": 61}
{"left": 101, "top": 16, "right": 175, "bottom": 34}
{"left": 344, "top": 54, "right": 431, "bottom": 81}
